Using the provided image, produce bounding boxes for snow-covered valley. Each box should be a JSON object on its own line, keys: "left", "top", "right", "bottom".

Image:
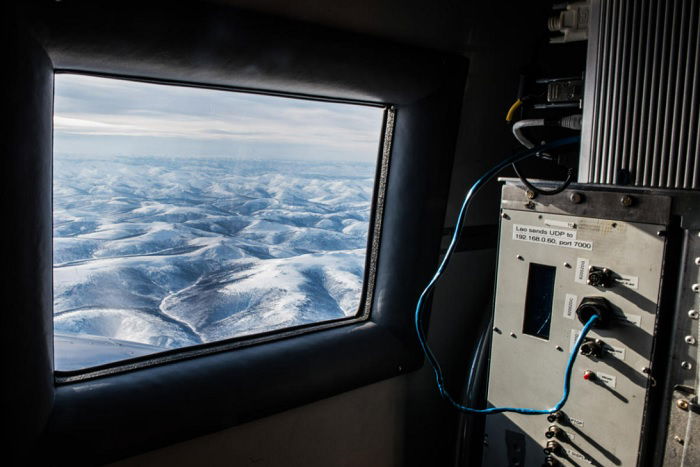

{"left": 53, "top": 156, "right": 375, "bottom": 367}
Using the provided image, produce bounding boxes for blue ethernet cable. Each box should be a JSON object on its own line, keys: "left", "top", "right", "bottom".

{"left": 414, "top": 135, "right": 598, "bottom": 415}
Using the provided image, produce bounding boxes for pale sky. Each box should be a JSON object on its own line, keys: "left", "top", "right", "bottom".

{"left": 54, "top": 74, "right": 385, "bottom": 162}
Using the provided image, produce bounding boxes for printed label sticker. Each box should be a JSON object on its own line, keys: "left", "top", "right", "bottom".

{"left": 563, "top": 294, "right": 578, "bottom": 320}
{"left": 575, "top": 258, "right": 590, "bottom": 283}
{"left": 512, "top": 224, "right": 593, "bottom": 251}
{"left": 615, "top": 274, "right": 639, "bottom": 289}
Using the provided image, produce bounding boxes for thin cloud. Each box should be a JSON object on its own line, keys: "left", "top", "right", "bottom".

{"left": 54, "top": 74, "right": 384, "bottom": 161}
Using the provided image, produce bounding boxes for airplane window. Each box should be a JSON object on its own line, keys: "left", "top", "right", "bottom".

{"left": 52, "top": 73, "right": 385, "bottom": 371}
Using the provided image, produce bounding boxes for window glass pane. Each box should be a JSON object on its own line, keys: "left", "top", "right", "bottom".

{"left": 53, "top": 74, "right": 385, "bottom": 371}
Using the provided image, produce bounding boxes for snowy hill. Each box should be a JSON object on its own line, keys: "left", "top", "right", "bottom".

{"left": 53, "top": 156, "right": 375, "bottom": 369}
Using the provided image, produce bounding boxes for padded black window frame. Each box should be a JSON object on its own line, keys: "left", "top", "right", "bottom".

{"left": 52, "top": 70, "right": 393, "bottom": 383}
{"left": 8, "top": 1, "right": 468, "bottom": 464}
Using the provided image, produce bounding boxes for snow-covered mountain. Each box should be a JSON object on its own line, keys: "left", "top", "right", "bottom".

{"left": 53, "top": 156, "right": 375, "bottom": 368}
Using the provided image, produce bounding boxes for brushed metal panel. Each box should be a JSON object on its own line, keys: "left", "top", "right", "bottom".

{"left": 580, "top": 0, "right": 700, "bottom": 189}
{"left": 483, "top": 207, "right": 666, "bottom": 466}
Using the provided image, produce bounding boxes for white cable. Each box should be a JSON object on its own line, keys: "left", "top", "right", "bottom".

{"left": 512, "top": 118, "right": 545, "bottom": 149}
{"left": 511, "top": 115, "right": 582, "bottom": 149}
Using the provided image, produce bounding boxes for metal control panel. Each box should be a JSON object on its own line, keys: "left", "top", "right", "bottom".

{"left": 483, "top": 182, "right": 670, "bottom": 466}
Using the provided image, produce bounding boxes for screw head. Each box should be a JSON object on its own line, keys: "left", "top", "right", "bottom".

{"left": 516, "top": 255, "right": 524, "bottom": 261}
{"left": 693, "top": 284, "right": 700, "bottom": 293}
{"left": 510, "top": 332, "right": 517, "bottom": 338}
{"left": 526, "top": 190, "right": 536, "bottom": 199}
{"left": 677, "top": 399, "right": 690, "bottom": 410}
{"left": 695, "top": 257, "right": 700, "bottom": 266}
{"left": 620, "top": 195, "right": 634, "bottom": 207}
{"left": 502, "top": 212, "right": 510, "bottom": 220}
{"left": 689, "top": 310, "right": 699, "bottom": 319}
{"left": 685, "top": 335, "right": 697, "bottom": 345}
{"left": 569, "top": 192, "right": 583, "bottom": 204}
{"left": 681, "top": 361, "right": 693, "bottom": 370}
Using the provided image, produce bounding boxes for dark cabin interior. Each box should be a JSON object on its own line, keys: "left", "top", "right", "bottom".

{"left": 7, "top": 1, "right": 700, "bottom": 466}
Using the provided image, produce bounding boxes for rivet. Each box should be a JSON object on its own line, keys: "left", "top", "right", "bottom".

{"left": 657, "top": 230, "right": 666, "bottom": 237}
{"left": 620, "top": 195, "right": 634, "bottom": 207}
{"left": 526, "top": 190, "right": 536, "bottom": 199}
{"left": 493, "top": 327, "right": 502, "bottom": 334}
{"left": 685, "top": 336, "right": 696, "bottom": 345}
{"left": 674, "top": 435, "right": 685, "bottom": 445}
{"left": 516, "top": 255, "right": 524, "bottom": 261}
{"left": 681, "top": 361, "right": 693, "bottom": 370}
{"left": 510, "top": 332, "right": 517, "bottom": 338}
{"left": 694, "top": 257, "right": 700, "bottom": 266}
{"left": 641, "top": 367, "right": 651, "bottom": 374}
{"left": 563, "top": 262, "right": 571, "bottom": 268}
{"left": 502, "top": 212, "right": 510, "bottom": 220}
{"left": 677, "top": 399, "right": 690, "bottom": 410}
{"left": 569, "top": 192, "right": 583, "bottom": 204}
{"left": 693, "top": 284, "right": 700, "bottom": 293}
{"left": 555, "top": 345, "right": 563, "bottom": 352}
{"left": 689, "top": 310, "right": 699, "bottom": 319}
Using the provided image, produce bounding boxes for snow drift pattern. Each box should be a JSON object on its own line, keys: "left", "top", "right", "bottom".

{"left": 53, "top": 157, "right": 375, "bottom": 363}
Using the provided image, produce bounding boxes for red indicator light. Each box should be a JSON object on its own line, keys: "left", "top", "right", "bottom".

{"left": 583, "top": 370, "right": 595, "bottom": 381}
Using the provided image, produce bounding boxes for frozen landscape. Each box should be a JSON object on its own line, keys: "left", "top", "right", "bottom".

{"left": 52, "top": 73, "right": 383, "bottom": 370}
{"left": 53, "top": 156, "right": 375, "bottom": 367}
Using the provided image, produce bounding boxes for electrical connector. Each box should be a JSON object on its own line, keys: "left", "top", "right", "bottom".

{"left": 576, "top": 297, "right": 614, "bottom": 328}
{"left": 548, "top": 1, "right": 590, "bottom": 43}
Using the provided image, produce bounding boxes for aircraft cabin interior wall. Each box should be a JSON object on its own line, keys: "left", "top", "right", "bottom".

{"left": 6, "top": 1, "right": 699, "bottom": 466}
